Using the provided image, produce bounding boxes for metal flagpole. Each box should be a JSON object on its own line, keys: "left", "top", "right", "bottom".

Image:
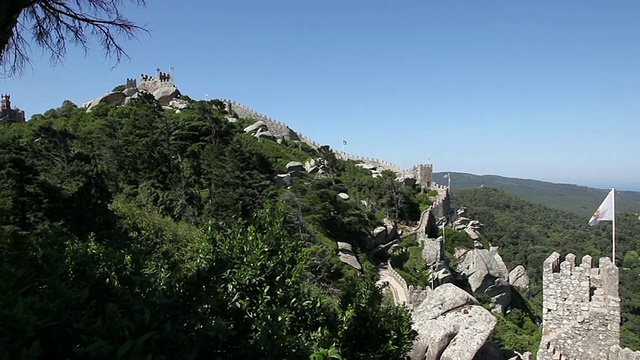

{"left": 612, "top": 187, "right": 616, "bottom": 263}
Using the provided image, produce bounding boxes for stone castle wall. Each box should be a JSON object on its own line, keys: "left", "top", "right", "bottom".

{"left": 334, "top": 151, "right": 403, "bottom": 173}
{"left": 538, "top": 252, "right": 640, "bottom": 360}
{"left": 428, "top": 188, "right": 450, "bottom": 221}
{"left": 0, "top": 94, "right": 25, "bottom": 122}
{"left": 221, "top": 99, "right": 301, "bottom": 141}
{"left": 220, "top": 99, "right": 440, "bottom": 196}
{"left": 138, "top": 71, "right": 174, "bottom": 93}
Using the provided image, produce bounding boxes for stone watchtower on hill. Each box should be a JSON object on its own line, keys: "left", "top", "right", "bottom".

{"left": 538, "top": 252, "right": 640, "bottom": 360}
{"left": 0, "top": 94, "right": 25, "bottom": 122}
{"left": 137, "top": 70, "right": 174, "bottom": 93}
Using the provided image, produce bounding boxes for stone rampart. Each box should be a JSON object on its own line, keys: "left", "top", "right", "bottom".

{"left": 538, "top": 252, "right": 640, "bottom": 360}
{"left": 428, "top": 188, "right": 450, "bottom": 221}
{"left": 221, "top": 99, "right": 301, "bottom": 141}
{"left": 138, "top": 71, "right": 174, "bottom": 93}
{"left": 431, "top": 183, "right": 448, "bottom": 191}
{"left": 401, "top": 182, "right": 450, "bottom": 240}
{"left": 295, "top": 133, "right": 321, "bottom": 149}
{"left": 334, "top": 151, "right": 403, "bottom": 173}
{"left": 386, "top": 260, "right": 410, "bottom": 295}
{"left": 218, "top": 99, "right": 440, "bottom": 191}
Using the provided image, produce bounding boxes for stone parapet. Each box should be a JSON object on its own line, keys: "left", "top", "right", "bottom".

{"left": 138, "top": 71, "right": 174, "bottom": 93}
{"left": 334, "top": 151, "right": 404, "bottom": 173}
{"left": 386, "top": 260, "right": 409, "bottom": 296}
{"left": 221, "top": 99, "right": 301, "bottom": 141}
{"left": 537, "top": 252, "right": 637, "bottom": 360}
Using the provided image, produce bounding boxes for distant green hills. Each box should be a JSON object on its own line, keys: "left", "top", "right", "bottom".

{"left": 434, "top": 172, "right": 640, "bottom": 217}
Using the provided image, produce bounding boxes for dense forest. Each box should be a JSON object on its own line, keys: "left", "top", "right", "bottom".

{"left": 452, "top": 187, "right": 640, "bottom": 350}
{"left": 3, "top": 93, "right": 637, "bottom": 358}
{"left": 0, "top": 95, "right": 427, "bottom": 359}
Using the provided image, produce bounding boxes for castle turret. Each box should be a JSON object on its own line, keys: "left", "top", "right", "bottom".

{"left": 536, "top": 252, "right": 640, "bottom": 360}
{"left": 1, "top": 94, "right": 10, "bottom": 111}
{"left": 0, "top": 94, "right": 25, "bottom": 122}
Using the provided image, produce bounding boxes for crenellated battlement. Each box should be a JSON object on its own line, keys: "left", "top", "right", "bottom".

{"left": 138, "top": 71, "right": 174, "bottom": 93}
{"left": 537, "top": 252, "right": 640, "bottom": 360}
{"left": 126, "top": 78, "right": 137, "bottom": 89}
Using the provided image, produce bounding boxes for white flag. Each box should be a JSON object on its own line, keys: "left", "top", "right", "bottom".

{"left": 588, "top": 189, "right": 614, "bottom": 226}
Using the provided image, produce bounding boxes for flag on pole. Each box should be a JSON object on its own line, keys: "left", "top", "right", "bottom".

{"left": 205, "top": 92, "right": 209, "bottom": 98}
{"left": 342, "top": 139, "right": 347, "bottom": 146}
{"left": 588, "top": 189, "right": 614, "bottom": 226}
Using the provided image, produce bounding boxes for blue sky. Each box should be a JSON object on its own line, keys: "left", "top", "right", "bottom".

{"left": 2, "top": 1, "right": 639, "bottom": 190}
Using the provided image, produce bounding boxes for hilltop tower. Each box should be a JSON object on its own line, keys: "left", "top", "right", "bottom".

{"left": 138, "top": 71, "right": 174, "bottom": 93}
{"left": 0, "top": 94, "right": 25, "bottom": 122}
{"left": 416, "top": 163, "right": 433, "bottom": 189}
{"left": 1, "top": 93, "right": 9, "bottom": 111}
{"left": 538, "top": 252, "right": 640, "bottom": 360}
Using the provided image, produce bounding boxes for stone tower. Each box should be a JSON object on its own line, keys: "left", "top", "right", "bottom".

{"left": 1, "top": 94, "right": 10, "bottom": 111}
{"left": 0, "top": 94, "right": 25, "bottom": 122}
{"left": 537, "top": 252, "right": 640, "bottom": 360}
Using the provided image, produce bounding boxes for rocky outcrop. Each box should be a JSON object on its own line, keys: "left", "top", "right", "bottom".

{"left": 451, "top": 212, "right": 484, "bottom": 241}
{"left": 410, "top": 284, "right": 497, "bottom": 360}
{"left": 421, "top": 237, "right": 445, "bottom": 267}
{"left": 152, "top": 86, "right": 181, "bottom": 106}
{"left": 372, "top": 226, "right": 387, "bottom": 246}
{"left": 244, "top": 121, "right": 268, "bottom": 134}
{"left": 383, "top": 218, "right": 398, "bottom": 241}
{"left": 244, "top": 121, "right": 277, "bottom": 142}
{"left": 82, "top": 91, "right": 126, "bottom": 111}
{"left": 397, "top": 173, "right": 417, "bottom": 187}
{"left": 222, "top": 99, "right": 301, "bottom": 142}
{"left": 336, "top": 242, "right": 361, "bottom": 271}
{"left": 508, "top": 265, "right": 530, "bottom": 297}
{"left": 273, "top": 174, "right": 292, "bottom": 187}
{"left": 371, "top": 219, "right": 398, "bottom": 247}
{"left": 169, "top": 98, "right": 190, "bottom": 110}
{"left": 428, "top": 262, "right": 454, "bottom": 288}
{"left": 285, "top": 161, "right": 305, "bottom": 173}
{"left": 254, "top": 130, "right": 275, "bottom": 141}
{"left": 456, "top": 247, "right": 511, "bottom": 313}
{"left": 83, "top": 74, "right": 183, "bottom": 112}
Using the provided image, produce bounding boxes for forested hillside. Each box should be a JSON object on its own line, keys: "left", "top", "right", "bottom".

{"left": 437, "top": 172, "right": 640, "bottom": 216}
{"left": 452, "top": 187, "right": 640, "bottom": 349}
{"left": 0, "top": 96, "right": 425, "bottom": 359}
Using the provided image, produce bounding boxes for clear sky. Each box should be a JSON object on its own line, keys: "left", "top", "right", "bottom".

{"left": 2, "top": 1, "right": 639, "bottom": 190}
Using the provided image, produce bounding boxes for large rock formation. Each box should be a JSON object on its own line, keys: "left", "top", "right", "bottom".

{"left": 410, "top": 284, "right": 497, "bottom": 360}
{"left": 455, "top": 247, "right": 511, "bottom": 313}
{"left": 83, "top": 71, "right": 183, "bottom": 111}
{"left": 508, "top": 265, "right": 530, "bottom": 297}
{"left": 336, "top": 242, "right": 361, "bottom": 271}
